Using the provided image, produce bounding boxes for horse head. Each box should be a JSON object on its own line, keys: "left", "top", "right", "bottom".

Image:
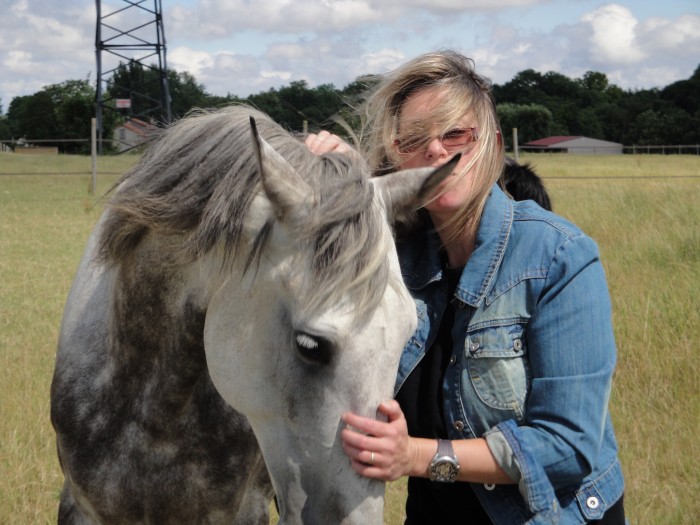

{"left": 202, "top": 116, "right": 456, "bottom": 523}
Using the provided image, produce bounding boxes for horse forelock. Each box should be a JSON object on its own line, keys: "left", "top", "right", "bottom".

{"left": 302, "top": 160, "right": 394, "bottom": 323}
{"left": 98, "top": 105, "right": 394, "bottom": 322}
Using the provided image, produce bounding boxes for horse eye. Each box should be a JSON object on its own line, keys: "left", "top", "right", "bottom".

{"left": 294, "top": 331, "right": 332, "bottom": 365}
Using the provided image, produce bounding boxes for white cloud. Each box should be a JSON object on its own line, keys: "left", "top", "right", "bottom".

{"left": 3, "top": 51, "right": 35, "bottom": 75}
{"left": 205, "top": 54, "right": 269, "bottom": 96}
{"left": 169, "top": 0, "right": 385, "bottom": 37}
{"left": 1, "top": 0, "right": 698, "bottom": 111}
{"left": 169, "top": 47, "right": 215, "bottom": 79}
{"left": 167, "top": 0, "right": 553, "bottom": 38}
{"left": 581, "top": 4, "right": 644, "bottom": 64}
{"left": 265, "top": 43, "right": 309, "bottom": 64}
{"left": 0, "top": 0, "right": 94, "bottom": 107}
{"left": 7, "top": 1, "right": 92, "bottom": 60}
{"left": 358, "top": 49, "right": 407, "bottom": 76}
{"left": 638, "top": 14, "right": 700, "bottom": 56}
{"left": 376, "top": 0, "right": 544, "bottom": 12}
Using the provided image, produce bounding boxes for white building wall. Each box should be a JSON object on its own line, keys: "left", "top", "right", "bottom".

{"left": 555, "top": 137, "right": 623, "bottom": 154}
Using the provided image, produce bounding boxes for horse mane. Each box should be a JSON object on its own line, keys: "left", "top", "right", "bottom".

{"left": 98, "top": 105, "right": 394, "bottom": 321}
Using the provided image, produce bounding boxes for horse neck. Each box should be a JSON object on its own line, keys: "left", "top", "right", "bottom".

{"left": 109, "top": 234, "right": 211, "bottom": 413}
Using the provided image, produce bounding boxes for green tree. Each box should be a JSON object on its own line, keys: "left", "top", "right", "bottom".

{"left": 630, "top": 109, "right": 672, "bottom": 145}
{"left": 6, "top": 79, "right": 100, "bottom": 153}
{"left": 106, "top": 61, "right": 236, "bottom": 128}
{"left": 339, "top": 76, "right": 379, "bottom": 101}
{"left": 7, "top": 92, "right": 58, "bottom": 141}
{"left": 493, "top": 69, "right": 546, "bottom": 105}
{"left": 50, "top": 80, "right": 96, "bottom": 151}
{"left": 540, "top": 71, "right": 581, "bottom": 99}
{"left": 247, "top": 88, "right": 284, "bottom": 124}
{"left": 248, "top": 80, "right": 347, "bottom": 135}
{"left": 167, "top": 70, "right": 228, "bottom": 118}
{"left": 0, "top": 116, "right": 11, "bottom": 141}
{"left": 661, "top": 64, "right": 700, "bottom": 116}
{"left": 107, "top": 61, "right": 174, "bottom": 123}
{"left": 497, "top": 102, "right": 553, "bottom": 146}
{"left": 580, "top": 71, "right": 608, "bottom": 92}
{"left": 6, "top": 61, "right": 698, "bottom": 154}
{"left": 594, "top": 102, "right": 628, "bottom": 144}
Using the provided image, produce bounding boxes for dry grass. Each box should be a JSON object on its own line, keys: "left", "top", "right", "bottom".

{"left": 1, "top": 152, "right": 698, "bottom": 524}
{"left": 525, "top": 154, "right": 700, "bottom": 525}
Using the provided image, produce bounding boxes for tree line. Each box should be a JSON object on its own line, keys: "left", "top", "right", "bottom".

{"left": 1, "top": 61, "right": 698, "bottom": 154}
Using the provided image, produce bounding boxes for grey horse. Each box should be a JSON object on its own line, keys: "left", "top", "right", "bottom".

{"left": 50, "top": 106, "right": 455, "bottom": 524}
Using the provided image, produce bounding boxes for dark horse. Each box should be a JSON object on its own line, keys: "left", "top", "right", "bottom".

{"left": 502, "top": 156, "right": 552, "bottom": 211}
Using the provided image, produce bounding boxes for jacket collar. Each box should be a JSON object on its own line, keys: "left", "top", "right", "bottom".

{"left": 400, "top": 184, "right": 513, "bottom": 308}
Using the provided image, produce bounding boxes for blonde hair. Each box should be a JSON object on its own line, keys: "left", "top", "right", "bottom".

{"left": 359, "top": 50, "right": 504, "bottom": 242}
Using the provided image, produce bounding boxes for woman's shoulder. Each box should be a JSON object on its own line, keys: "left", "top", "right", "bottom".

{"left": 510, "top": 199, "right": 591, "bottom": 244}
{"left": 505, "top": 200, "right": 601, "bottom": 272}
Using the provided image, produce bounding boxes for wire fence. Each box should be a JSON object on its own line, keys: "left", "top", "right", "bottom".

{"left": 3, "top": 138, "right": 700, "bottom": 156}
{"left": 518, "top": 144, "right": 700, "bottom": 155}
{"left": 0, "top": 137, "right": 131, "bottom": 154}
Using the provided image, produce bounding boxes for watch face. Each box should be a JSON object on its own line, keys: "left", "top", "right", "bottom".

{"left": 431, "top": 460, "right": 458, "bottom": 482}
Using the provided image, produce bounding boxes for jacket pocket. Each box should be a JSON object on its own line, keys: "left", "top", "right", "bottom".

{"left": 464, "top": 324, "right": 531, "bottom": 421}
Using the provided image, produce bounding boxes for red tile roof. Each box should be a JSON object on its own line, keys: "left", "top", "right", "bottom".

{"left": 524, "top": 136, "right": 582, "bottom": 146}
{"left": 120, "top": 118, "right": 156, "bottom": 136}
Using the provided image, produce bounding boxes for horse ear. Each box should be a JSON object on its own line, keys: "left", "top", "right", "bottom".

{"left": 371, "top": 153, "right": 461, "bottom": 221}
{"left": 249, "top": 117, "right": 313, "bottom": 220}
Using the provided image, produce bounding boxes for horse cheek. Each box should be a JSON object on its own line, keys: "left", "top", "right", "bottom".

{"left": 203, "top": 274, "right": 288, "bottom": 417}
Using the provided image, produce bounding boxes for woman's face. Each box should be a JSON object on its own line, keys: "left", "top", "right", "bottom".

{"left": 395, "top": 88, "right": 479, "bottom": 219}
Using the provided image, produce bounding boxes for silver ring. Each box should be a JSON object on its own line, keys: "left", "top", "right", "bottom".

{"left": 369, "top": 451, "right": 375, "bottom": 465}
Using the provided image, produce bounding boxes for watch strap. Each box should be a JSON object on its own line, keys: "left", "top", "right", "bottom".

{"left": 437, "top": 438, "right": 454, "bottom": 458}
{"left": 429, "top": 438, "right": 460, "bottom": 482}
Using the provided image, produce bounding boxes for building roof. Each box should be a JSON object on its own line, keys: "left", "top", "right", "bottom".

{"left": 524, "top": 136, "right": 582, "bottom": 147}
{"left": 119, "top": 118, "right": 156, "bottom": 136}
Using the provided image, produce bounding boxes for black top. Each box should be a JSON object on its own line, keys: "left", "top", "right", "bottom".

{"left": 395, "top": 265, "right": 494, "bottom": 524}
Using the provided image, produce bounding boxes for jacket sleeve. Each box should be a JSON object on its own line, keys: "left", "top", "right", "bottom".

{"left": 484, "top": 232, "right": 616, "bottom": 513}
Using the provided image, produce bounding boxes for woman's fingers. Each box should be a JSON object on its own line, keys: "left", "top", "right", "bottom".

{"left": 377, "top": 399, "right": 403, "bottom": 421}
{"left": 340, "top": 403, "right": 414, "bottom": 481}
{"left": 305, "top": 130, "right": 353, "bottom": 155}
{"left": 342, "top": 441, "right": 379, "bottom": 466}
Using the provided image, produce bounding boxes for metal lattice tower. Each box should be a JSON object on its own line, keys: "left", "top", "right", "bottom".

{"left": 95, "top": 0, "right": 172, "bottom": 152}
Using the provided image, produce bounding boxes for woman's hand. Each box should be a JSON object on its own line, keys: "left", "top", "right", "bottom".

{"left": 340, "top": 400, "right": 421, "bottom": 481}
{"left": 342, "top": 401, "right": 515, "bottom": 484}
{"left": 304, "top": 130, "right": 354, "bottom": 156}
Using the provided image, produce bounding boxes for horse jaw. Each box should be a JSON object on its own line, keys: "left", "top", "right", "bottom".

{"left": 203, "top": 224, "right": 415, "bottom": 525}
{"left": 204, "top": 287, "right": 410, "bottom": 524}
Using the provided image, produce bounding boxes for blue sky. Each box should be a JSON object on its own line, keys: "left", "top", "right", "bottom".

{"left": 1, "top": 0, "right": 698, "bottom": 111}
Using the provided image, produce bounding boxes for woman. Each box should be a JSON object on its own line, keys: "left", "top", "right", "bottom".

{"left": 306, "top": 50, "right": 625, "bottom": 524}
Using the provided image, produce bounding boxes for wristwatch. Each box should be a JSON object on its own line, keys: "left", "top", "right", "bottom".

{"left": 429, "top": 439, "right": 460, "bottom": 482}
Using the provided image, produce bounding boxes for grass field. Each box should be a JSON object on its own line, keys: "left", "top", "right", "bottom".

{"left": 1, "top": 152, "right": 698, "bottom": 524}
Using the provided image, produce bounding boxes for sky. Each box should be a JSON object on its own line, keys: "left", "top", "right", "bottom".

{"left": 1, "top": 0, "right": 699, "bottom": 112}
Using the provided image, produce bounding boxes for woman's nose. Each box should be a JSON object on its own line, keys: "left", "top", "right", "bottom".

{"left": 425, "top": 137, "right": 447, "bottom": 159}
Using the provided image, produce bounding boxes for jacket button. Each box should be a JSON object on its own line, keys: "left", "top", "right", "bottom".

{"left": 586, "top": 496, "right": 599, "bottom": 509}
{"left": 484, "top": 483, "right": 496, "bottom": 491}
{"left": 453, "top": 420, "right": 464, "bottom": 431}
{"left": 468, "top": 342, "right": 480, "bottom": 354}
{"left": 513, "top": 338, "right": 522, "bottom": 351}
{"left": 449, "top": 355, "right": 457, "bottom": 365}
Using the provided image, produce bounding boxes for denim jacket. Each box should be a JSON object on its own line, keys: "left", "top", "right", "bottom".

{"left": 394, "top": 184, "right": 624, "bottom": 524}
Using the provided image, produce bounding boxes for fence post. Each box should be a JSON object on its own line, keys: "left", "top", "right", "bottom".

{"left": 512, "top": 128, "right": 519, "bottom": 162}
{"left": 90, "top": 118, "right": 97, "bottom": 195}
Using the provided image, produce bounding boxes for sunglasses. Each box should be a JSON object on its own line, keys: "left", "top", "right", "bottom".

{"left": 394, "top": 127, "right": 479, "bottom": 154}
